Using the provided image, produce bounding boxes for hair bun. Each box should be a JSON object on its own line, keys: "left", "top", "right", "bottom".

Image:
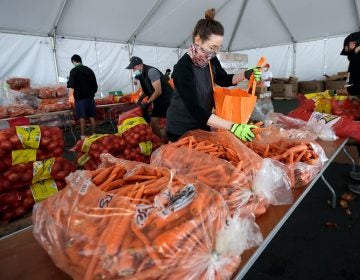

{"left": 205, "top": 8, "right": 216, "bottom": 20}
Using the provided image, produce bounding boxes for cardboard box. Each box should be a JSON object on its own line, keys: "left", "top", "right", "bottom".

{"left": 255, "top": 85, "right": 267, "bottom": 95}
{"left": 325, "top": 80, "right": 345, "bottom": 90}
{"left": 270, "top": 83, "right": 295, "bottom": 98}
{"left": 298, "top": 81, "right": 325, "bottom": 94}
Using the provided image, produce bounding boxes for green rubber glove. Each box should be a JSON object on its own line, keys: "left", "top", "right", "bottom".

{"left": 230, "top": 123, "right": 257, "bottom": 141}
{"left": 244, "top": 67, "right": 261, "bottom": 81}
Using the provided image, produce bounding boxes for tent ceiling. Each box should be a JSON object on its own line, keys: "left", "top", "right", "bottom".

{"left": 0, "top": 0, "right": 359, "bottom": 51}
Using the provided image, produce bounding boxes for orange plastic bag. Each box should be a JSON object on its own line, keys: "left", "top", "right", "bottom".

{"left": 212, "top": 57, "right": 266, "bottom": 123}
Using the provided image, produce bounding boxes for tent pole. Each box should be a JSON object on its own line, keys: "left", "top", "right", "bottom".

{"left": 227, "top": 0, "right": 248, "bottom": 51}
{"left": 94, "top": 39, "right": 103, "bottom": 96}
{"left": 353, "top": 0, "right": 360, "bottom": 30}
{"left": 293, "top": 43, "right": 297, "bottom": 77}
{"left": 128, "top": 42, "right": 136, "bottom": 92}
{"left": 269, "top": 0, "right": 296, "bottom": 44}
{"left": 49, "top": 0, "right": 68, "bottom": 36}
{"left": 50, "top": 29, "right": 60, "bottom": 83}
{"left": 127, "top": 0, "right": 165, "bottom": 44}
{"left": 323, "top": 38, "right": 328, "bottom": 77}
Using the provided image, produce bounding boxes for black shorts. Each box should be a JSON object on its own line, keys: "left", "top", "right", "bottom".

{"left": 151, "top": 101, "right": 169, "bottom": 118}
{"left": 75, "top": 98, "right": 96, "bottom": 118}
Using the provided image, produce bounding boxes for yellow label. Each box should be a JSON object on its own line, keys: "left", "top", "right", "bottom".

{"left": 32, "top": 158, "right": 55, "bottom": 183}
{"left": 139, "top": 141, "right": 152, "bottom": 156}
{"left": 77, "top": 154, "right": 91, "bottom": 166}
{"left": 113, "top": 96, "right": 121, "bottom": 103}
{"left": 334, "top": 95, "right": 348, "bottom": 101}
{"left": 82, "top": 134, "right": 107, "bottom": 153}
{"left": 31, "top": 179, "right": 58, "bottom": 203}
{"left": 117, "top": 117, "right": 147, "bottom": 135}
{"left": 12, "top": 149, "right": 36, "bottom": 165}
{"left": 16, "top": 125, "right": 41, "bottom": 149}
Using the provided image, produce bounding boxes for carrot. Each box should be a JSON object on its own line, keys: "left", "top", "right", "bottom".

{"left": 102, "top": 179, "right": 125, "bottom": 192}
{"left": 92, "top": 165, "right": 115, "bottom": 185}
{"left": 90, "top": 167, "right": 106, "bottom": 178}
{"left": 98, "top": 165, "right": 125, "bottom": 190}
{"left": 125, "top": 175, "right": 158, "bottom": 181}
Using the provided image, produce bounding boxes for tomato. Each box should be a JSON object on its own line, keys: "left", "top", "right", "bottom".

{"left": 40, "top": 137, "right": 51, "bottom": 146}
{"left": 53, "top": 147, "right": 63, "bottom": 156}
{"left": 1, "top": 211, "right": 14, "bottom": 221}
{"left": 22, "top": 171, "right": 33, "bottom": 183}
{"left": 14, "top": 206, "right": 27, "bottom": 217}
{"left": 91, "top": 143, "right": 99, "bottom": 151}
{"left": 42, "top": 128, "right": 51, "bottom": 137}
{"left": 47, "top": 142, "right": 58, "bottom": 151}
{"left": 1, "top": 141, "right": 13, "bottom": 151}
{"left": 22, "top": 197, "right": 35, "bottom": 209}
{"left": 7, "top": 173, "right": 20, "bottom": 182}
{"left": 54, "top": 171, "right": 68, "bottom": 179}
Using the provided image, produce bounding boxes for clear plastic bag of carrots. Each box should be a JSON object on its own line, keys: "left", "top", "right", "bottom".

{"left": 151, "top": 130, "right": 293, "bottom": 216}
{"left": 33, "top": 157, "right": 263, "bottom": 280}
{"left": 245, "top": 138, "right": 328, "bottom": 188}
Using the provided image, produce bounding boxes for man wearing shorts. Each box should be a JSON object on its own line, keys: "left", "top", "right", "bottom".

{"left": 126, "top": 56, "right": 173, "bottom": 139}
{"left": 67, "top": 54, "right": 98, "bottom": 140}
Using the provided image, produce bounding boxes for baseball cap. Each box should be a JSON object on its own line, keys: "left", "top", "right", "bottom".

{"left": 126, "top": 56, "right": 143, "bottom": 69}
{"left": 340, "top": 31, "right": 360, "bottom": 55}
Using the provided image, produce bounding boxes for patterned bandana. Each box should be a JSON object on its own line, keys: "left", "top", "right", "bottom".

{"left": 187, "top": 44, "right": 216, "bottom": 68}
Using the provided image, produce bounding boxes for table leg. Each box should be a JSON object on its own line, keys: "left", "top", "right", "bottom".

{"left": 342, "top": 146, "right": 357, "bottom": 173}
{"left": 65, "top": 111, "right": 77, "bottom": 143}
{"left": 321, "top": 174, "right": 336, "bottom": 208}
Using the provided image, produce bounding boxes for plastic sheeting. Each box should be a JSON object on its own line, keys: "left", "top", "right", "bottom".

{"left": 0, "top": 33, "right": 57, "bottom": 85}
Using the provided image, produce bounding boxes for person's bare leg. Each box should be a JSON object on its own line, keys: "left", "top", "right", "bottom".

{"left": 89, "top": 117, "right": 96, "bottom": 135}
{"left": 150, "top": 117, "right": 162, "bottom": 139}
{"left": 80, "top": 118, "right": 86, "bottom": 139}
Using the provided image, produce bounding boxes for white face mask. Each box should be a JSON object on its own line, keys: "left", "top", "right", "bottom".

{"left": 133, "top": 69, "right": 142, "bottom": 76}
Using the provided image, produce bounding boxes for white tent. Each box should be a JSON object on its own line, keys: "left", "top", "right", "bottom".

{"left": 0, "top": 0, "right": 358, "bottom": 93}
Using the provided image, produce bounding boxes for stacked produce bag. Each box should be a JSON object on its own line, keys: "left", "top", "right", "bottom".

{"left": 33, "top": 154, "right": 263, "bottom": 279}
{"left": 151, "top": 130, "right": 293, "bottom": 216}
{"left": 0, "top": 125, "right": 76, "bottom": 221}
{"left": 72, "top": 107, "right": 163, "bottom": 170}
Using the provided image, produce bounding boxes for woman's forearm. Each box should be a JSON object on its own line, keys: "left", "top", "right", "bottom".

{"left": 207, "top": 114, "right": 233, "bottom": 130}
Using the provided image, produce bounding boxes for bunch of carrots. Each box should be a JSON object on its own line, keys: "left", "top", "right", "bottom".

{"left": 152, "top": 133, "right": 268, "bottom": 216}
{"left": 33, "top": 160, "right": 239, "bottom": 280}
{"left": 244, "top": 139, "right": 321, "bottom": 188}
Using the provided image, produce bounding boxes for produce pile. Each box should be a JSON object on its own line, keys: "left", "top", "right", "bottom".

{"left": 72, "top": 107, "right": 162, "bottom": 170}
{"left": 151, "top": 130, "right": 293, "bottom": 216}
{"left": 33, "top": 157, "right": 263, "bottom": 280}
{"left": 245, "top": 139, "right": 327, "bottom": 188}
{"left": 0, "top": 125, "right": 76, "bottom": 221}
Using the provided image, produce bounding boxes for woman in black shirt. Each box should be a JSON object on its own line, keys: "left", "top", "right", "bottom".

{"left": 166, "top": 8, "right": 260, "bottom": 142}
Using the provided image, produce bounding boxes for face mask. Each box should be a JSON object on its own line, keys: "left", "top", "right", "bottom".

{"left": 187, "top": 44, "right": 217, "bottom": 68}
{"left": 133, "top": 69, "right": 142, "bottom": 78}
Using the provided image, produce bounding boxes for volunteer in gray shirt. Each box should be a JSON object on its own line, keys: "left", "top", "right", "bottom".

{"left": 126, "top": 57, "right": 173, "bottom": 140}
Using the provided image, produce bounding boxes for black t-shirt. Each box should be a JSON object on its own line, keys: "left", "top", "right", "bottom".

{"left": 67, "top": 65, "right": 98, "bottom": 100}
{"left": 348, "top": 52, "right": 360, "bottom": 85}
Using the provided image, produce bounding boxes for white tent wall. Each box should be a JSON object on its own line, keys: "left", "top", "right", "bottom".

{"left": 95, "top": 41, "right": 132, "bottom": 94}
{"left": 236, "top": 37, "right": 349, "bottom": 81}
{"left": 0, "top": 32, "right": 57, "bottom": 85}
{"left": 55, "top": 38, "right": 99, "bottom": 87}
{"left": 237, "top": 44, "right": 294, "bottom": 78}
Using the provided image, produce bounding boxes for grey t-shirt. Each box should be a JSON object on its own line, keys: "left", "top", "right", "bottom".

{"left": 148, "top": 68, "right": 161, "bottom": 83}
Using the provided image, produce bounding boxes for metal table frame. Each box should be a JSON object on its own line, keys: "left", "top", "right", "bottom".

{"left": 234, "top": 138, "right": 349, "bottom": 279}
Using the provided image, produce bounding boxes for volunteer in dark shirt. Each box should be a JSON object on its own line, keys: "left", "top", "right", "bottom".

{"left": 166, "top": 8, "right": 261, "bottom": 142}
{"left": 340, "top": 31, "right": 360, "bottom": 96}
{"left": 126, "top": 57, "right": 173, "bottom": 140}
{"left": 67, "top": 54, "right": 98, "bottom": 140}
